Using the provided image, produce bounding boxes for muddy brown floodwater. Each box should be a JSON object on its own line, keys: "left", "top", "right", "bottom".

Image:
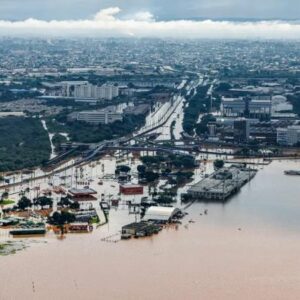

{"left": 1, "top": 160, "right": 300, "bottom": 300}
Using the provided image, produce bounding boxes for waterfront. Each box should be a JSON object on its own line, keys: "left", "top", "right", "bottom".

{"left": 1, "top": 159, "right": 300, "bottom": 299}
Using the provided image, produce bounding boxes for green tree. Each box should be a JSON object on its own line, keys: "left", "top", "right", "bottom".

{"left": 48, "top": 211, "right": 75, "bottom": 225}
{"left": 144, "top": 171, "right": 160, "bottom": 183}
{"left": 116, "top": 165, "right": 131, "bottom": 174}
{"left": 137, "top": 165, "right": 146, "bottom": 175}
{"left": 34, "top": 196, "right": 53, "bottom": 209}
{"left": 214, "top": 160, "right": 224, "bottom": 169}
{"left": 17, "top": 196, "right": 32, "bottom": 210}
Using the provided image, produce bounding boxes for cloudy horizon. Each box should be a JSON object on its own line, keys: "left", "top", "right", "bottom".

{"left": 1, "top": 0, "right": 300, "bottom": 21}
{"left": 0, "top": 4, "right": 299, "bottom": 39}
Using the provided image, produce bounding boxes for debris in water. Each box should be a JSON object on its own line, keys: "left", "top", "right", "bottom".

{"left": 0, "top": 241, "right": 27, "bottom": 256}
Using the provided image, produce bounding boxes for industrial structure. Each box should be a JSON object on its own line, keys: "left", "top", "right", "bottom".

{"left": 68, "top": 106, "right": 123, "bottom": 125}
{"left": 221, "top": 96, "right": 272, "bottom": 119}
{"left": 188, "top": 166, "right": 257, "bottom": 201}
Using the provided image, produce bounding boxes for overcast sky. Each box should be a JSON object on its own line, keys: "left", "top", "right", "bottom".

{"left": 0, "top": 1, "right": 299, "bottom": 39}
{"left": 0, "top": 0, "right": 299, "bottom": 20}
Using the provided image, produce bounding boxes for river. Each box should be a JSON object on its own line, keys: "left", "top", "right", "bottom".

{"left": 0, "top": 159, "right": 300, "bottom": 299}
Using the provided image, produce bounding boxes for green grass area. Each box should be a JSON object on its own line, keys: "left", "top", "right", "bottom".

{"left": 0, "top": 116, "right": 51, "bottom": 172}
{"left": 0, "top": 200, "right": 15, "bottom": 206}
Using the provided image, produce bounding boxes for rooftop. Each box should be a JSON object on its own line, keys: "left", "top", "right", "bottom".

{"left": 68, "top": 188, "right": 97, "bottom": 195}
{"left": 143, "top": 206, "right": 180, "bottom": 221}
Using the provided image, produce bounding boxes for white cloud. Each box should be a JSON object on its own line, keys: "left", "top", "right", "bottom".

{"left": 0, "top": 7, "right": 299, "bottom": 39}
{"left": 132, "top": 11, "right": 155, "bottom": 22}
{"left": 93, "top": 7, "right": 121, "bottom": 21}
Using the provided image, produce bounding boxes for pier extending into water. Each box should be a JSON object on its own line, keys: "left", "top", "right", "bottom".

{"left": 188, "top": 165, "right": 257, "bottom": 202}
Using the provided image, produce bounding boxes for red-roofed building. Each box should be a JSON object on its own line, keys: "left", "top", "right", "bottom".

{"left": 119, "top": 184, "right": 143, "bottom": 195}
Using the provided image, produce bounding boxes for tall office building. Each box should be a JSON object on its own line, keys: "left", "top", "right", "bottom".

{"left": 234, "top": 118, "right": 250, "bottom": 142}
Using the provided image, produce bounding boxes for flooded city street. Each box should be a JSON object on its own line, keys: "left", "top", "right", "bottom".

{"left": 1, "top": 159, "right": 300, "bottom": 299}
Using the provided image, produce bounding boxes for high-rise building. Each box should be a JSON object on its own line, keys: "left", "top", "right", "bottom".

{"left": 234, "top": 118, "right": 250, "bottom": 142}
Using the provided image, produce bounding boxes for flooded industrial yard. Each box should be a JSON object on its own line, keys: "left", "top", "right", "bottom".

{"left": 1, "top": 159, "right": 300, "bottom": 299}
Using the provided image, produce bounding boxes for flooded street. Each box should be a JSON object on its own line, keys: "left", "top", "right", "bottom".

{"left": 1, "top": 159, "right": 300, "bottom": 299}
{"left": 137, "top": 95, "right": 184, "bottom": 136}
{"left": 41, "top": 119, "right": 56, "bottom": 160}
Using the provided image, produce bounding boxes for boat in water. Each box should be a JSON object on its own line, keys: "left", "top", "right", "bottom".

{"left": 68, "top": 223, "right": 93, "bottom": 233}
{"left": 284, "top": 170, "right": 300, "bottom": 176}
{"left": 10, "top": 225, "right": 46, "bottom": 236}
{"left": 9, "top": 222, "right": 46, "bottom": 236}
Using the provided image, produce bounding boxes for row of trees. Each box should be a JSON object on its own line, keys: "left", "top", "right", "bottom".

{"left": 141, "top": 154, "right": 196, "bottom": 170}
{"left": 137, "top": 154, "right": 196, "bottom": 186}
{"left": 15, "top": 195, "right": 82, "bottom": 211}
{"left": 47, "top": 113, "right": 147, "bottom": 144}
{"left": 183, "top": 85, "right": 210, "bottom": 135}
{"left": 17, "top": 196, "right": 53, "bottom": 210}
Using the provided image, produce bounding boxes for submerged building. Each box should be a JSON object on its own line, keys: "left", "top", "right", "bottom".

{"left": 143, "top": 206, "right": 181, "bottom": 223}
{"left": 188, "top": 166, "right": 257, "bottom": 201}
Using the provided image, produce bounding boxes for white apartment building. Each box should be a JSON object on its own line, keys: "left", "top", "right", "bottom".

{"left": 277, "top": 126, "right": 300, "bottom": 146}
{"left": 74, "top": 83, "right": 119, "bottom": 100}
{"left": 61, "top": 81, "right": 88, "bottom": 97}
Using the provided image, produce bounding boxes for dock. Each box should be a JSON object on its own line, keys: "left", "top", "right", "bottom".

{"left": 187, "top": 165, "right": 257, "bottom": 201}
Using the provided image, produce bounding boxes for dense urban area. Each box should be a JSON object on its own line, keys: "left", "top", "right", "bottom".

{"left": 0, "top": 38, "right": 300, "bottom": 258}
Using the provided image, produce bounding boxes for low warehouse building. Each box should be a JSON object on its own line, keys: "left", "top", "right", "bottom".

{"left": 143, "top": 206, "right": 181, "bottom": 223}
{"left": 119, "top": 184, "right": 144, "bottom": 195}
{"left": 121, "top": 221, "right": 162, "bottom": 238}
